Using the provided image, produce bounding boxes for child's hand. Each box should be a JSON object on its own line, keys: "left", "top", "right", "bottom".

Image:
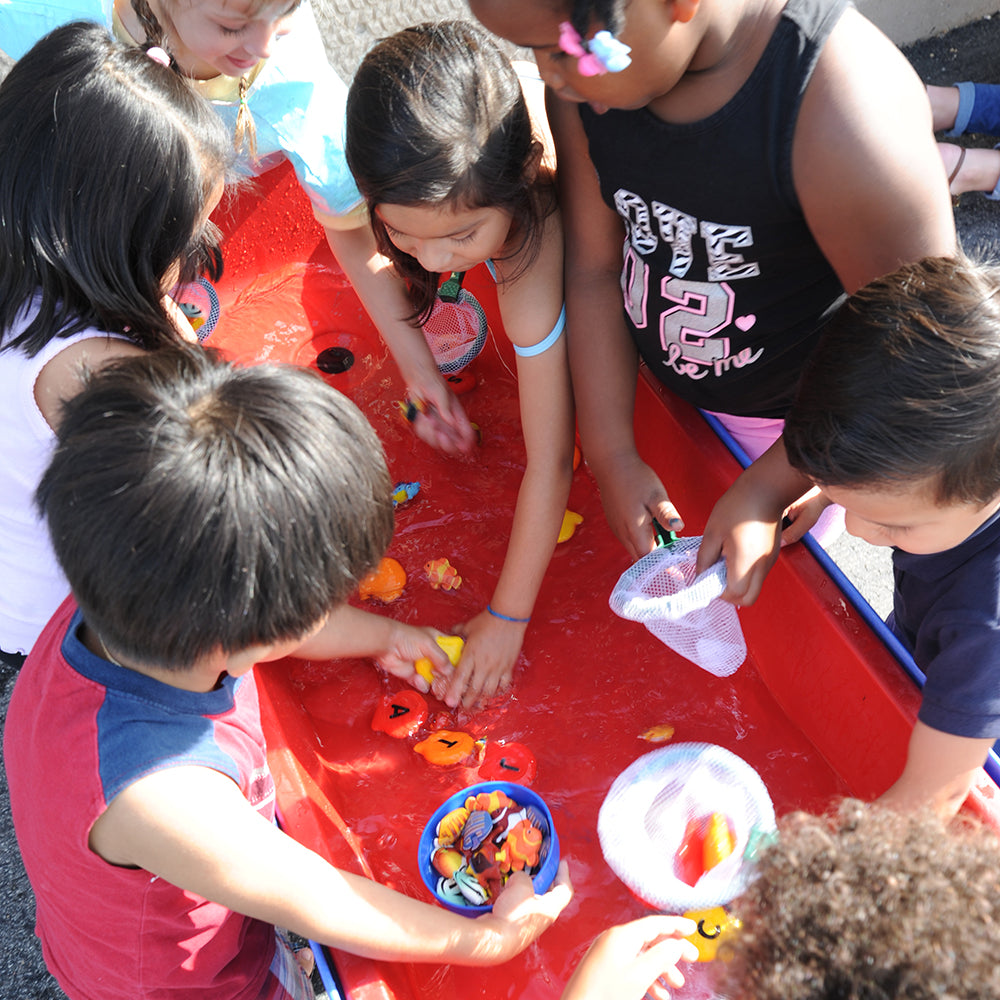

{"left": 162, "top": 294, "right": 198, "bottom": 344}
{"left": 443, "top": 609, "right": 524, "bottom": 708}
{"left": 484, "top": 859, "right": 573, "bottom": 960}
{"left": 592, "top": 450, "right": 684, "bottom": 560}
{"left": 374, "top": 622, "right": 453, "bottom": 694}
{"left": 559, "top": 916, "right": 699, "bottom": 1000}
{"left": 406, "top": 376, "right": 478, "bottom": 454}
{"left": 779, "top": 485, "right": 832, "bottom": 545}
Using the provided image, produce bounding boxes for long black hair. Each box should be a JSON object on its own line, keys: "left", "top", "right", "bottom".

{"left": 345, "top": 20, "right": 554, "bottom": 322}
{"left": 0, "top": 21, "right": 231, "bottom": 356}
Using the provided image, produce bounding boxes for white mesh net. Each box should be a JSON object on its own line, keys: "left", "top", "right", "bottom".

{"left": 598, "top": 743, "right": 775, "bottom": 914}
{"left": 609, "top": 536, "right": 746, "bottom": 677}
{"left": 421, "top": 288, "right": 489, "bottom": 374}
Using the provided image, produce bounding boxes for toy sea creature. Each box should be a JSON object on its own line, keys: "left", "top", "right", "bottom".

{"left": 436, "top": 806, "right": 471, "bottom": 846}
{"left": 702, "top": 812, "right": 736, "bottom": 871}
{"left": 478, "top": 742, "right": 537, "bottom": 785}
{"left": 358, "top": 556, "right": 406, "bottom": 602}
{"left": 501, "top": 819, "right": 543, "bottom": 872}
{"left": 425, "top": 557, "right": 461, "bottom": 590}
{"left": 414, "top": 634, "right": 465, "bottom": 684}
{"left": 391, "top": 481, "right": 420, "bottom": 507}
{"left": 431, "top": 846, "right": 465, "bottom": 879}
{"left": 676, "top": 812, "right": 737, "bottom": 885}
{"left": 683, "top": 906, "right": 741, "bottom": 962}
{"left": 414, "top": 730, "right": 476, "bottom": 766}
{"left": 461, "top": 810, "right": 493, "bottom": 852}
{"left": 639, "top": 723, "right": 675, "bottom": 743}
{"left": 370, "top": 690, "right": 428, "bottom": 739}
{"left": 557, "top": 510, "right": 583, "bottom": 543}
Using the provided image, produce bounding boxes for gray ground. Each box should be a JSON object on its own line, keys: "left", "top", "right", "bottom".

{"left": 4, "top": 6, "right": 1000, "bottom": 998}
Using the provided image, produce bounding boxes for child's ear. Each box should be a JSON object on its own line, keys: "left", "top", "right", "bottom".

{"left": 669, "top": 0, "right": 700, "bottom": 24}
{"left": 523, "top": 140, "right": 544, "bottom": 184}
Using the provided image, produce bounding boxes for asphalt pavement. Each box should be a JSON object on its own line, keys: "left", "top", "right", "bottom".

{"left": 3, "top": 6, "right": 1000, "bottom": 998}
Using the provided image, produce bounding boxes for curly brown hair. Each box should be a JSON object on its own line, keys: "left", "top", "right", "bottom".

{"left": 719, "top": 800, "right": 1000, "bottom": 999}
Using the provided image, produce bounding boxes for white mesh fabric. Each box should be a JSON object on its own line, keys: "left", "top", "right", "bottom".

{"left": 609, "top": 536, "right": 746, "bottom": 677}
{"left": 598, "top": 743, "right": 776, "bottom": 914}
{"left": 421, "top": 288, "right": 489, "bottom": 374}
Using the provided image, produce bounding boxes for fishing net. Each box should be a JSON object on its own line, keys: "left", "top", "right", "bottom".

{"left": 609, "top": 536, "right": 746, "bottom": 677}
{"left": 598, "top": 743, "right": 775, "bottom": 914}
{"left": 421, "top": 272, "right": 489, "bottom": 374}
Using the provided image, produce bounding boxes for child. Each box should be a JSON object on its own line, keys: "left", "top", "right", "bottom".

{"left": 345, "top": 22, "right": 575, "bottom": 709}
{"left": 4, "top": 346, "right": 572, "bottom": 1000}
{"left": 0, "top": 22, "right": 230, "bottom": 665}
{"left": 0, "top": 0, "right": 478, "bottom": 453}
{"left": 563, "top": 801, "right": 1000, "bottom": 999}
{"left": 782, "top": 254, "right": 1000, "bottom": 816}
{"left": 927, "top": 82, "right": 1000, "bottom": 203}
{"left": 468, "top": 0, "right": 957, "bottom": 605}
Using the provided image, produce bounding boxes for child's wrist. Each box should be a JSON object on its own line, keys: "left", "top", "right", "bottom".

{"left": 487, "top": 604, "right": 531, "bottom": 624}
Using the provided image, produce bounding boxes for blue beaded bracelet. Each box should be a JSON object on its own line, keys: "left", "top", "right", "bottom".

{"left": 487, "top": 604, "right": 531, "bottom": 624}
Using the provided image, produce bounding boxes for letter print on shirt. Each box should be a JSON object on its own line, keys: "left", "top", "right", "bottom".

{"left": 616, "top": 190, "right": 764, "bottom": 383}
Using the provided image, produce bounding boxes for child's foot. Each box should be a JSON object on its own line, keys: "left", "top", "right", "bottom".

{"left": 939, "top": 142, "right": 1000, "bottom": 200}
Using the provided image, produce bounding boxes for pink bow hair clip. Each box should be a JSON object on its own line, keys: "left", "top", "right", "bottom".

{"left": 558, "top": 21, "right": 632, "bottom": 77}
{"left": 145, "top": 46, "right": 170, "bottom": 67}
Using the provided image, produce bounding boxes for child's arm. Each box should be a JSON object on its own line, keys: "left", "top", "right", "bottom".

{"left": 442, "top": 211, "right": 575, "bottom": 708}
{"left": 324, "top": 223, "right": 478, "bottom": 454}
{"left": 877, "top": 721, "right": 994, "bottom": 819}
{"left": 546, "top": 92, "right": 684, "bottom": 561}
{"left": 291, "top": 603, "right": 452, "bottom": 696}
{"left": 89, "top": 765, "right": 572, "bottom": 963}
{"left": 699, "top": 12, "right": 958, "bottom": 602}
{"left": 560, "top": 916, "right": 698, "bottom": 1000}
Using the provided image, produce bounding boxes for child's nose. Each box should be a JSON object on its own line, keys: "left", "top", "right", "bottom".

{"left": 244, "top": 22, "right": 281, "bottom": 59}
{"left": 416, "top": 243, "right": 453, "bottom": 273}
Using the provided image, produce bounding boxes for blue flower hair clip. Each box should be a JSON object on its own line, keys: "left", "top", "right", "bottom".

{"left": 558, "top": 21, "right": 632, "bottom": 77}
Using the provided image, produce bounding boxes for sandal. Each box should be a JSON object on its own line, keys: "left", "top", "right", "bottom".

{"left": 948, "top": 145, "right": 967, "bottom": 208}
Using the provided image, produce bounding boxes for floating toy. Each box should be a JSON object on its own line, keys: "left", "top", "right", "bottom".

{"left": 598, "top": 743, "right": 775, "bottom": 912}
{"left": 683, "top": 906, "right": 741, "bottom": 962}
{"left": 414, "top": 730, "right": 477, "bottom": 766}
{"left": 391, "top": 481, "right": 420, "bottom": 507}
{"left": 414, "top": 635, "right": 465, "bottom": 684}
{"left": 418, "top": 781, "right": 559, "bottom": 913}
{"left": 358, "top": 557, "right": 406, "bottom": 602}
{"left": 446, "top": 372, "right": 477, "bottom": 396}
{"left": 425, "top": 557, "right": 462, "bottom": 591}
{"left": 573, "top": 442, "right": 582, "bottom": 470}
{"left": 478, "top": 742, "right": 537, "bottom": 784}
{"left": 557, "top": 509, "right": 584, "bottom": 543}
{"left": 370, "top": 690, "right": 428, "bottom": 739}
{"left": 639, "top": 724, "right": 675, "bottom": 743}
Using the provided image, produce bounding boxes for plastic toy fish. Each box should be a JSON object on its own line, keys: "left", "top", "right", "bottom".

{"left": 676, "top": 817, "right": 707, "bottom": 886}
{"left": 358, "top": 556, "right": 406, "bottom": 602}
{"left": 478, "top": 741, "right": 537, "bottom": 785}
{"left": 470, "top": 841, "right": 504, "bottom": 897}
{"left": 453, "top": 867, "right": 490, "bottom": 905}
{"left": 465, "top": 789, "right": 513, "bottom": 816}
{"left": 501, "top": 819, "right": 543, "bottom": 872}
{"left": 436, "top": 806, "right": 471, "bottom": 846}
{"left": 639, "top": 723, "right": 675, "bottom": 743}
{"left": 370, "top": 690, "right": 428, "bottom": 739}
{"left": 414, "top": 635, "right": 464, "bottom": 685}
{"left": 432, "top": 846, "right": 465, "bottom": 879}
{"left": 461, "top": 810, "right": 493, "bottom": 852}
{"left": 391, "top": 481, "right": 420, "bottom": 507}
{"left": 425, "top": 557, "right": 462, "bottom": 590}
{"left": 436, "top": 875, "right": 467, "bottom": 907}
{"left": 683, "top": 906, "right": 741, "bottom": 962}
{"left": 414, "top": 730, "right": 476, "bottom": 766}
{"left": 557, "top": 510, "right": 583, "bottom": 543}
{"left": 703, "top": 812, "right": 736, "bottom": 872}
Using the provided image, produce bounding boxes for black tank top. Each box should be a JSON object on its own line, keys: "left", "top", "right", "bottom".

{"left": 579, "top": 0, "right": 848, "bottom": 417}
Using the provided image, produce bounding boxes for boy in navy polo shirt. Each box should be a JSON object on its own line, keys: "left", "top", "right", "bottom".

{"left": 3, "top": 347, "right": 571, "bottom": 1000}
{"left": 783, "top": 254, "right": 1000, "bottom": 817}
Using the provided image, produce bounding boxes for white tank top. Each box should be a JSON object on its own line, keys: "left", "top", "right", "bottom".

{"left": 0, "top": 320, "right": 125, "bottom": 654}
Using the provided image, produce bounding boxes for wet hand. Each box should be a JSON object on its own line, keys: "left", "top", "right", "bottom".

{"left": 443, "top": 610, "right": 524, "bottom": 708}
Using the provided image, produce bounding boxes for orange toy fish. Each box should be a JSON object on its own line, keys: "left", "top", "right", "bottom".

{"left": 414, "top": 730, "right": 476, "bottom": 766}
{"left": 425, "top": 557, "right": 462, "bottom": 590}
{"left": 358, "top": 557, "right": 406, "bottom": 602}
{"left": 702, "top": 812, "right": 736, "bottom": 872}
{"left": 501, "top": 819, "right": 542, "bottom": 872}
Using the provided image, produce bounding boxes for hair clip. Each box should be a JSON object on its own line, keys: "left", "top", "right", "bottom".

{"left": 557, "top": 21, "right": 631, "bottom": 77}
{"left": 145, "top": 46, "right": 170, "bottom": 67}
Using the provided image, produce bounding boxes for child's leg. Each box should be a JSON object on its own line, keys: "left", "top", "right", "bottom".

{"left": 927, "top": 84, "right": 962, "bottom": 134}
{"left": 940, "top": 142, "right": 1000, "bottom": 199}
